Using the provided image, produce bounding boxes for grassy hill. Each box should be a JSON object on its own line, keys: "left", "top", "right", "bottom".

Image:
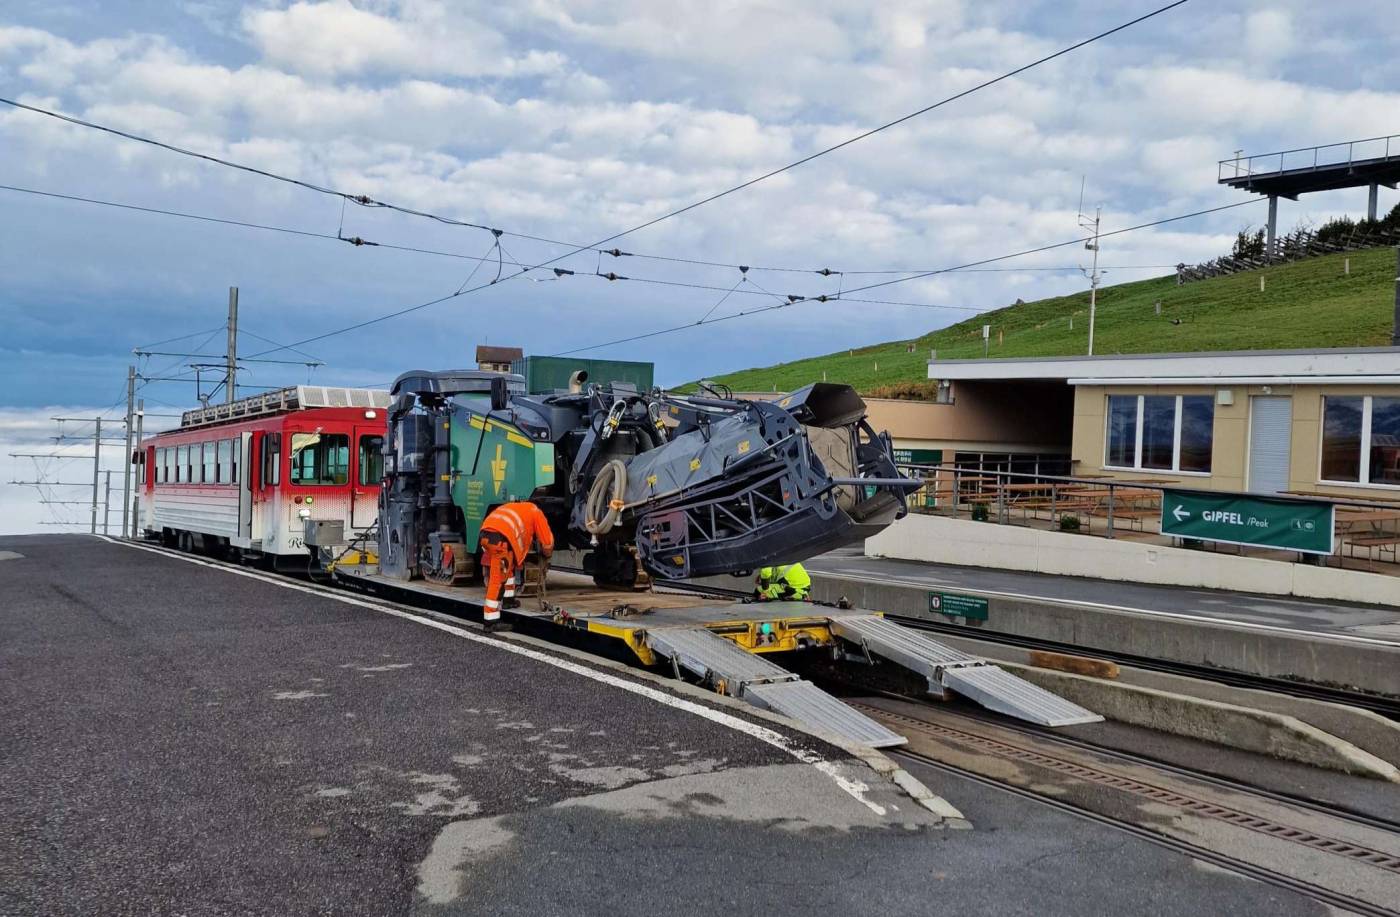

{"left": 704, "top": 247, "right": 1398, "bottom": 394}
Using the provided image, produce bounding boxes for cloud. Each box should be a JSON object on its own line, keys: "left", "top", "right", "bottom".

{"left": 241, "top": 0, "right": 564, "bottom": 79}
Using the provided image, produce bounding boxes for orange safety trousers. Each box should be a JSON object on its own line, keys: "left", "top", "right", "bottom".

{"left": 479, "top": 532, "right": 518, "bottom": 621}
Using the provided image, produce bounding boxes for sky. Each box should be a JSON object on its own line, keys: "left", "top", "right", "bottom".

{"left": 2, "top": 0, "right": 1398, "bottom": 533}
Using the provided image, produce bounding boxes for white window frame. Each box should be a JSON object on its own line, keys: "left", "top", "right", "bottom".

{"left": 1103, "top": 394, "right": 1212, "bottom": 476}
{"left": 1319, "top": 394, "right": 1399, "bottom": 489}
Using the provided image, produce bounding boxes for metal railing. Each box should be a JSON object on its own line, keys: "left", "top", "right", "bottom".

{"left": 1218, "top": 134, "right": 1400, "bottom": 183}
{"left": 896, "top": 463, "right": 1400, "bottom": 566}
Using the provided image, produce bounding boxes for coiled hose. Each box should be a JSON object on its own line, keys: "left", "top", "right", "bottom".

{"left": 585, "top": 459, "right": 628, "bottom": 537}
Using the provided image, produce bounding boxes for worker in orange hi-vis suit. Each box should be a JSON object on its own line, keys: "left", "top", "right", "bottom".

{"left": 478, "top": 501, "right": 555, "bottom": 632}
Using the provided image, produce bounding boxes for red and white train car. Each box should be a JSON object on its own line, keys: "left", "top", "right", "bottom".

{"left": 139, "top": 385, "right": 389, "bottom": 565}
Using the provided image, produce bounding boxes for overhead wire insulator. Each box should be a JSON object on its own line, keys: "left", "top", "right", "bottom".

{"left": 342, "top": 236, "right": 377, "bottom": 247}
{"left": 350, "top": 194, "right": 374, "bottom": 206}
{"left": 817, "top": 268, "right": 837, "bottom": 276}
{"left": 787, "top": 295, "right": 803, "bottom": 303}
{"left": 600, "top": 272, "right": 626, "bottom": 281}
{"left": 603, "top": 248, "right": 629, "bottom": 258}
{"left": 553, "top": 268, "right": 575, "bottom": 277}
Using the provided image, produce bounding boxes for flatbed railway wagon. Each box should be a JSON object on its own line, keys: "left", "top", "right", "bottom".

{"left": 139, "top": 386, "right": 389, "bottom": 566}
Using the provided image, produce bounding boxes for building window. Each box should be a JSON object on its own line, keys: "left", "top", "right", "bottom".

{"left": 1372, "top": 398, "right": 1400, "bottom": 485}
{"left": 290, "top": 432, "right": 350, "bottom": 485}
{"left": 1105, "top": 394, "right": 1214, "bottom": 473}
{"left": 1321, "top": 396, "right": 1362, "bottom": 482}
{"left": 217, "top": 439, "right": 233, "bottom": 485}
{"left": 1179, "top": 396, "right": 1215, "bottom": 473}
{"left": 1323, "top": 395, "right": 1400, "bottom": 486}
{"left": 359, "top": 434, "right": 384, "bottom": 486}
{"left": 1106, "top": 396, "right": 1137, "bottom": 468}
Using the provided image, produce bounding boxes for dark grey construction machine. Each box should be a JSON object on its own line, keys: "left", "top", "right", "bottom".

{"left": 377, "top": 369, "right": 918, "bottom": 589}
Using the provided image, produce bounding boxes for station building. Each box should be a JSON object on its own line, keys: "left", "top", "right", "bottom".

{"left": 920, "top": 346, "right": 1400, "bottom": 500}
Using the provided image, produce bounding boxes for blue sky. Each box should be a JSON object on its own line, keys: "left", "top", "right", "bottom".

{"left": 2, "top": 0, "right": 1398, "bottom": 532}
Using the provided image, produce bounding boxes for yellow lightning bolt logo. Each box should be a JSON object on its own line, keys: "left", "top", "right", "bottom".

{"left": 491, "top": 443, "right": 507, "bottom": 496}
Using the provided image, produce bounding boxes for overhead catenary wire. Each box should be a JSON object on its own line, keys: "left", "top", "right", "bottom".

{"left": 0, "top": 182, "right": 1181, "bottom": 279}
{"left": 555, "top": 198, "right": 1262, "bottom": 356}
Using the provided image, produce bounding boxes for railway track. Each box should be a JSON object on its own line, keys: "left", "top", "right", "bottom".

{"left": 896, "top": 746, "right": 1400, "bottom": 917}
{"left": 867, "top": 701, "right": 1400, "bottom": 917}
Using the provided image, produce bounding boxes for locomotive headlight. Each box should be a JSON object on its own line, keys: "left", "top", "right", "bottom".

{"left": 298, "top": 508, "right": 311, "bottom": 519}
{"left": 364, "top": 409, "right": 377, "bottom": 419}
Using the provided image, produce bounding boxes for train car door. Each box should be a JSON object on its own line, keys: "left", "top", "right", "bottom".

{"left": 238, "top": 431, "right": 254, "bottom": 542}
{"left": 352, "top": 425, "right": 384, "bottom": 529}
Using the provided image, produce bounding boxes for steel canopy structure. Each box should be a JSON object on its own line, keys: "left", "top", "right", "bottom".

{"left": 1219, "top": 134, "right": 1400, "bottom": 256}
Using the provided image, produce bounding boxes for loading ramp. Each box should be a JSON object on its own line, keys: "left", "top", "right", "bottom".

{"left": 829, "top": 615, "right": 1102, "bottom": 727}
{"left": 647, "top": 627, "right": 907, "bottom": 748}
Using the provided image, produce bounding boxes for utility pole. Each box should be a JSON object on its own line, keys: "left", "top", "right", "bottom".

{"left": 90, "top": 418, "right": 102, "bottom": 534}
{"left": 122, "top": 364, "right": 135, "bottom": 539}
{"left": 1080, "top": 205, "right": 1102, "bottom": 356}
{"left": 132, "top": 399, "right": 145, "bottom": 538}
{"left": 226, "top": 286, "right": 239, "bottom": 404}
{"left": 103, "top": 470, "right": 113, "bottom": 535}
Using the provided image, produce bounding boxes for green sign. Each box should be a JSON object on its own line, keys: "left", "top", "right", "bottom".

{"left": 893, "top": 448, "right": 942, "bottom": 466}
{"left": 1160, "top": 490, "right": 1335, "bottom": 555}
{"left": 929, "top": 591, "right": 989, "bottom": 621}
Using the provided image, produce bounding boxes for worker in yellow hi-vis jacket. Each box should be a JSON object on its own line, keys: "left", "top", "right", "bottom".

{"left": 754, "top": 563, "right": 811, "bottom": 601}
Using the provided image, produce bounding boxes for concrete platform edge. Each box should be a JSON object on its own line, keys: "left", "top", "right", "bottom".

{"left": 867, "top": 514, "right": 1400, "bottom": 607}
{"left": 996, "top": 661, "right": 1400, "bottom": 782}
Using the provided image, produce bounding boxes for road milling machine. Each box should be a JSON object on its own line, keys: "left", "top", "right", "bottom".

{"left": 378, "top": 369, "right": 919, "bottom": 589}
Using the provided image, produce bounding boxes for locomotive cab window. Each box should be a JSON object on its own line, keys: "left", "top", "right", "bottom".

{"left": 290, "top": 433, "right": 349, "bottom": 486}
{"left": 359, "top": 434, "right": 384, "bottom": 486}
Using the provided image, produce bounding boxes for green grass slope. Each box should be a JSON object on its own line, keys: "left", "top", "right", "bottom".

{"left": 705, "top": 247, "right": 1397, "bottom": 393}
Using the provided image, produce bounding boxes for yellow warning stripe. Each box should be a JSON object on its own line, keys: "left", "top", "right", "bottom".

{"left": 467, "top": 415, "right": 535, "bottom": 449}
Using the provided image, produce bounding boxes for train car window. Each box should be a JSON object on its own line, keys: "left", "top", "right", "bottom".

{"left": 217, "top": 439, "right": 233, "bottom": 485}
{"left": 202, "top": 442, "right": 216, "bottom": 483}
{"left": 263, "top": 433, "right": 281, "bottom": 487}
{"left": 228, "top": 438, "right": 239, "bottom": 484}
{"left": 359, "top": 435, "right": 384, "bottom": 486}
{"left": 176, "top": 445, "right": 188, "bottom": 483}
{"left": 155, "top": 448, "right": 164, "bottom": 484}
{"left": 290, "top": 433, "right": 350, "bottom": 485}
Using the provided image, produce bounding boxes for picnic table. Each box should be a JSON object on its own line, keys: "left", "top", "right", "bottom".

{"left": 1335, "top": 507, "right": 1400, "bottom": 558}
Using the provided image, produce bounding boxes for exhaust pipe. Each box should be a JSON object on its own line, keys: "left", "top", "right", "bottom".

{"left": 568, "top": 370, "right": 589, "bottom": 394}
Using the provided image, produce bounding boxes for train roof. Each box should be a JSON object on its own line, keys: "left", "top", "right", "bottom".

{"left": 177, "top": 385, "right": 391, "bottom": 430}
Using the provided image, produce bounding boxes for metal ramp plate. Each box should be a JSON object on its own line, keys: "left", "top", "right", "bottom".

{"left": 943, "top": 665, "right": 1102, "bottom": 727}
{"left": 829, "top": 615, "right": 979, "bottom": 679}
{"left": 744, "top": 681, "right": 907, "bottom": 748}
{"left": 829, "top": 615, "right": 1102, "bottom": 728}
{"left": 646, "top": 628, "right": 796, "bottom": 689}
{"left": 646, "top": 627, "right": 907, "bottom": 748}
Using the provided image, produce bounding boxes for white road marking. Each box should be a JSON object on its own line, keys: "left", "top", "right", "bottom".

{"left": 817, "top": 567, "right": 1400, "bottom": 648}
{"left": 97, "top": 537, "right": 887, "bottom": 816}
